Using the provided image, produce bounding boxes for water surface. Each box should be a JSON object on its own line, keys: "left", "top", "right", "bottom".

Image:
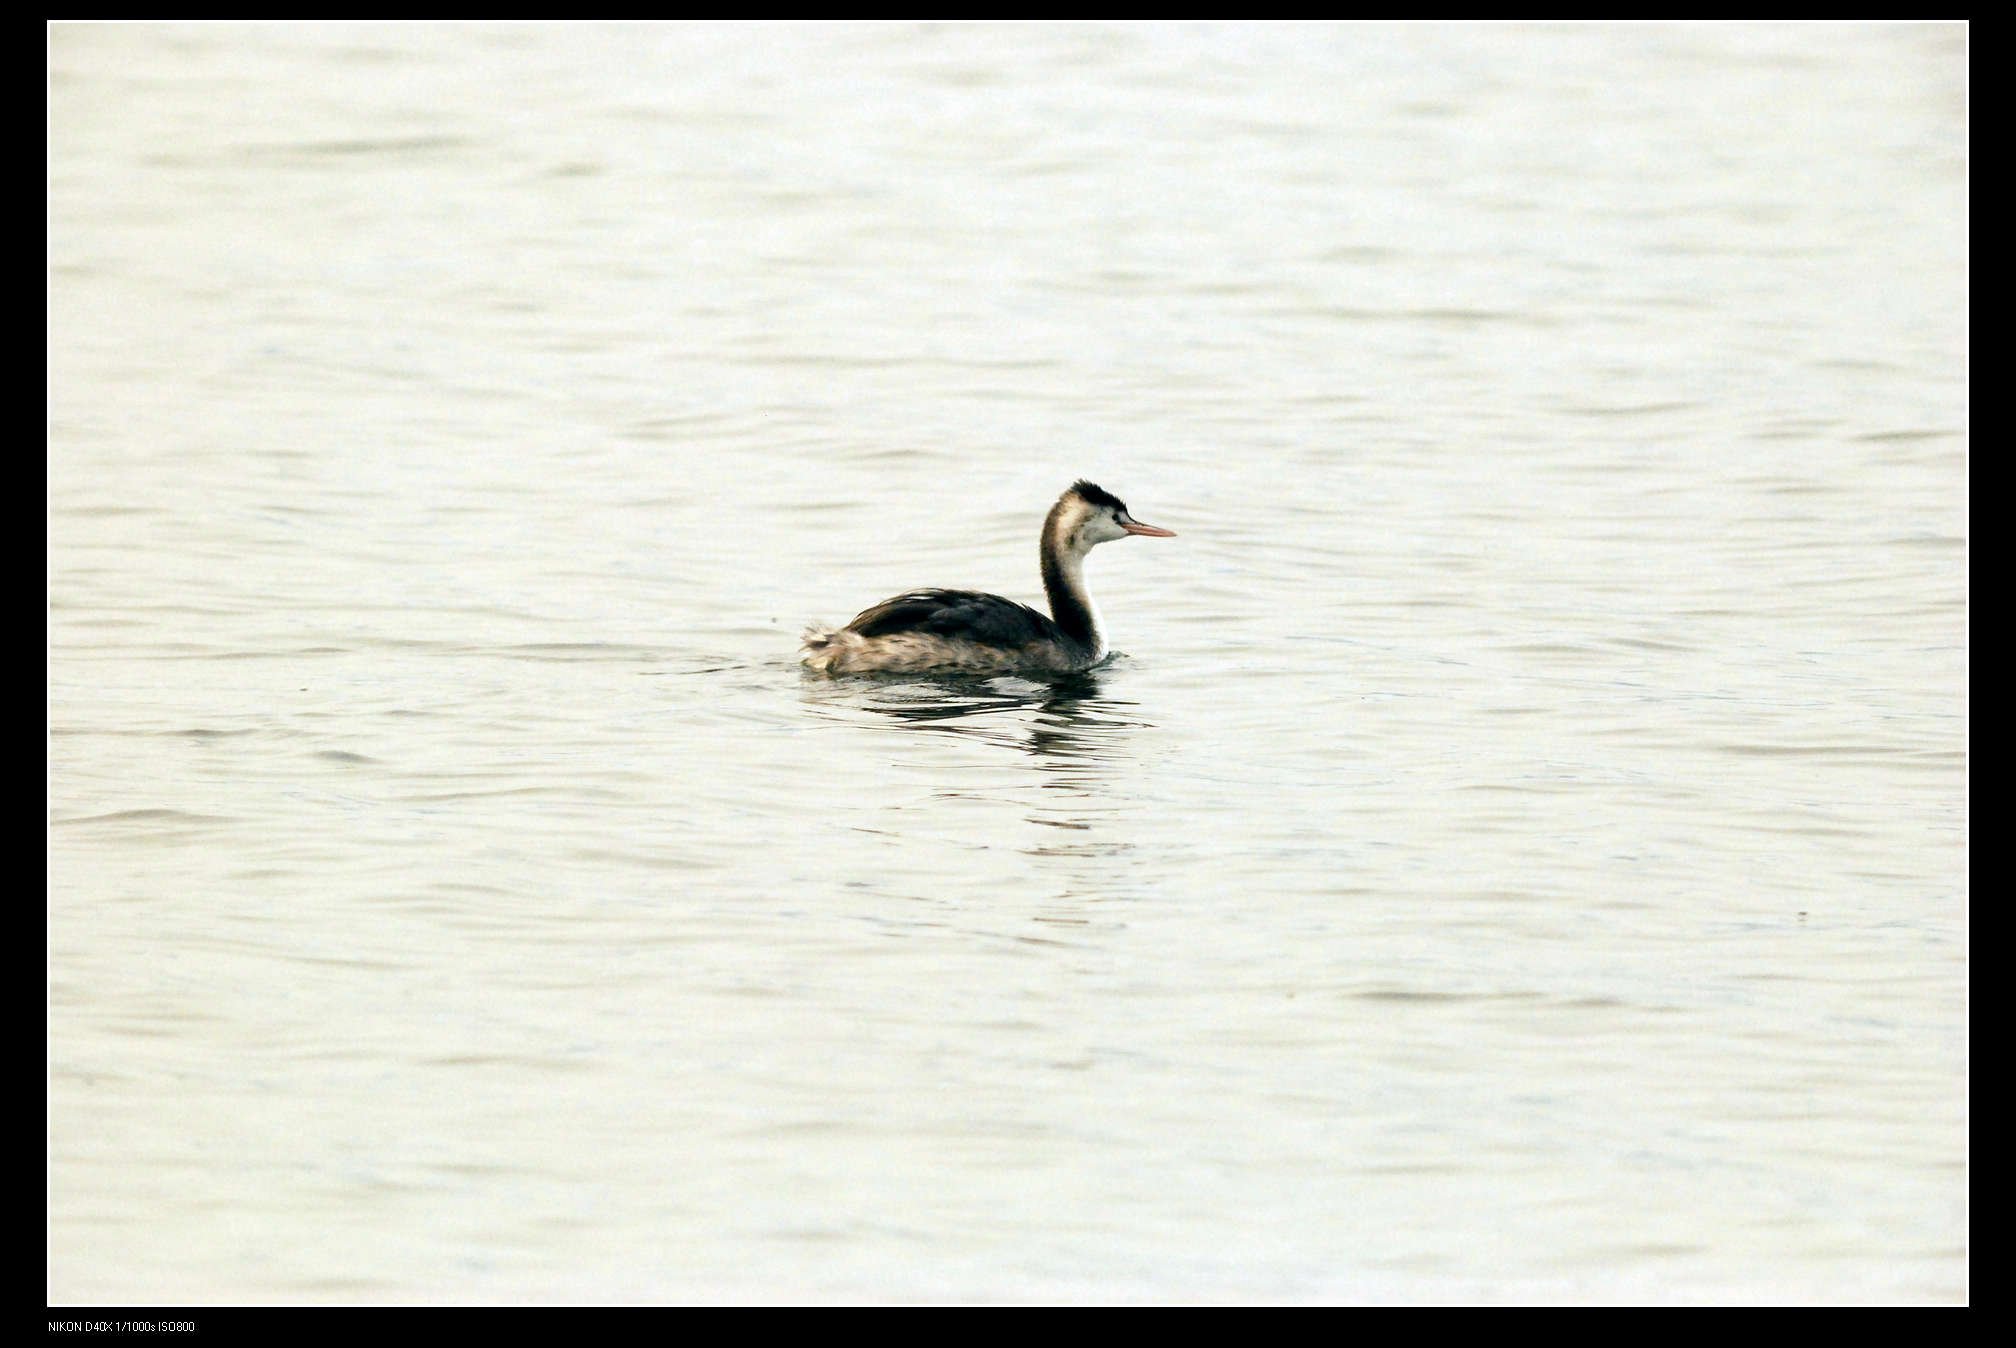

{"left": 49, "top": 20, "right": 1967, "bottom": 1304}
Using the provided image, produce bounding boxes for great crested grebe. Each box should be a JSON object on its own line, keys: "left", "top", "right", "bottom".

{"left": 800, "top": 480, "right": 1176, "bottom": 676}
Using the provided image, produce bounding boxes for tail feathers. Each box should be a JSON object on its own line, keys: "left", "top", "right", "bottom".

{"left": 799, "top": 625, "right": 857, "bottom": 673}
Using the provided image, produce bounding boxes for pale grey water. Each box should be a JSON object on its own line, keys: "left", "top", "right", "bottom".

{"left": 49, "top": 21, "right": 1966, "bottom": 1304}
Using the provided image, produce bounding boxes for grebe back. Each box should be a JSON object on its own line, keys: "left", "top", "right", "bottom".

{"left": 800, "top": 480, "right": 1175, "bottom": 676}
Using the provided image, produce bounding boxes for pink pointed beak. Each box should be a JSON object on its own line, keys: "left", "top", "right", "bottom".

{"left": 1122, "top": 518, "right": 1177, "bottom": 538}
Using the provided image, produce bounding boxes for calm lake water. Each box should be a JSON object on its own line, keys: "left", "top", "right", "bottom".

{"left": 48, "top": 21, "right": 1966, "bottom": 1305}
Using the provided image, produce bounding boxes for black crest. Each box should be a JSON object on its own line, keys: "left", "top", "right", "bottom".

{"left": 1070, "top": 480, "right": 1126, "bottom": 512}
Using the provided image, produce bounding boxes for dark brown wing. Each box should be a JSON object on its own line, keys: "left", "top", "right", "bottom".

{"left": 846, "top": 589, "right": 1064, "bottom": 650}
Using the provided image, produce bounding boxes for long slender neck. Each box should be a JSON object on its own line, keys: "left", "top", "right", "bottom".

{"left": 1040, "top": 508, "right": 1101, "bottom": 657}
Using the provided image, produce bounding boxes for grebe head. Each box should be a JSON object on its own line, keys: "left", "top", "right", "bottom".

{"left": 1053, "top": 479, "right": 1178, "bottom": 554}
